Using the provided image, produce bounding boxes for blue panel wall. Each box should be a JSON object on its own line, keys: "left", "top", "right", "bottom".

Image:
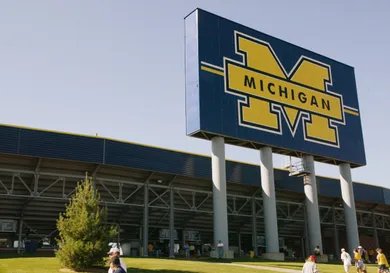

{"left": 383, "top": 188, "right": 390, "bottom": 205}
{"left": 226, "top": 161, "right": 260, "bottom": 186}
{"left": 353, "top": 183, "right": 385, "bottom": 203}
{"left": 105, "top": 140, "right": 212, "bottom": 179}
{"left": 274, "top": 170, "right": 303, "bottom": 193}
{"left": 19, "top": 129, "right": 104, "bottom": 163}
{"left": 0, "top": 124, "right": 385, "bottom": 204}
{"left": 317, "top": 176, "right": 342, "bottom": 198}
{"left": 0, "top": 126, "right": 19, "bottom": 154}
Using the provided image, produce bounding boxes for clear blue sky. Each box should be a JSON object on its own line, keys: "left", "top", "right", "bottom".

{"left": 0, "top": 1, "right": 388, "bottom": 187}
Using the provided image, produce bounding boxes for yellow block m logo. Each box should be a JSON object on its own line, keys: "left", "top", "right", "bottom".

{"left": 223, "top": 32, "right": 346, "bottom": 147}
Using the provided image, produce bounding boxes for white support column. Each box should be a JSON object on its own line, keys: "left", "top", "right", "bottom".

{"left": 339, "top": 163, "right": 359, "bottom": 252}
{"left": 260, "top": 147, "right": 283, "bottom": 260}
{"left": 303, "top": 155, "right": 323, "bottom": 254}
{"left": 143, "top": 183, "right": 149, "bottom": 257}
{"left": 211, "top": 136, "right": 229, "bottom": 250}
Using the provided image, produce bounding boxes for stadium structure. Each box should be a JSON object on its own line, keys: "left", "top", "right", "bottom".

{"left": 0, "top": 124, "right": 389, "bottom": 259}
{"left": 0, "top": 8, "right": 379, "bottom": 262}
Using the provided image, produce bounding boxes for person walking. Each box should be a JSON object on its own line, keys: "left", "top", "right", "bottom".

{"left": 108, "top": 247, "right": 127, "bottom": 273}
{"left": 217, "top": 240, "right": 224, "bottom": 259}
{"left": 148, "top": 243, "right": 153, "bottom": 257}
{"left": 369, "top": 248, "right": 375, "bottom": 263}
{"left": 376, "top": 248, "right": 389, "bottom": 273}
{"left": 109, "top": 257, "right": 126, "bottom": 273}
{"left": 314, "top": 246, "right": 321, "bottom": 263}
{"left": 359, "top": 246, "right": 368, "bottom": 264}
{"left": 184, "top": 242, "right": 190, "bottom": 258}
{"left": 341, "top": 248, "right": 352, "bottom": 273}
{"left": 354, "top": 248, "right": 367, "bottom": 273}
{"left": 302, "top": 256, "right": 319, "bottom": 273}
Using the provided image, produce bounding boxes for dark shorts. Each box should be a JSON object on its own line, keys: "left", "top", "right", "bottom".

{"left": 379, "top": 264, "right": 387, "bottom": 270}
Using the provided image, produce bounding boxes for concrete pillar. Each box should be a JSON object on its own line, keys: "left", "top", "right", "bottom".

{"left": 260, "top": 146, "right": 281, "bottom": 258}
{"left": 372, "top": 211, "right": 379, "bottom": 249}
{"left": 17, "top": 217, "right": 23, "bottom": 254}
{"left": 169, "top": 187, "right": 175, "bottom": 258}
{"left": 238, "top": 232, "right": 242, "bottom": 257}
{"left": 143, "top": 183, "right": 149, "bottom": 257}
{"left": 332, "top": 208, "right": 340, "bottom": 257}
{"left": 303, "top": 155, "right": 323, "bottom": 253}
{"left": 339, "top": 163, "right": 359, "bottom": 252}
{"left": 211, "top": 136, "right": 229, "bottom": 250}
{"left": 252, "top": 198, "right": 258, "bottom": 256}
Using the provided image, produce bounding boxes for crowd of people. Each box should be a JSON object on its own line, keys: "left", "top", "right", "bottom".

{"left": 303, "top": 245, "right": 389, "bottom": 273}
{"left": 105, "top": 242, "right": 390, "bottom": 273}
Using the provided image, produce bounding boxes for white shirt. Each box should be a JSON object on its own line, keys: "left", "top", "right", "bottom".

{"left": 108, "top": 258, "right": 127, "bottom": 273}
{"left": 217, "top": 243, "right": 224, "bottom": 248}
{"left": 341, "top": 252, "right": 352, "bottom": 265}
{"left": 302, "top": 261, "right": 318, "bottom": 273}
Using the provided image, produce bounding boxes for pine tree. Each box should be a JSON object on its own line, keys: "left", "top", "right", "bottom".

{"left": 56, "top": 174, "right": 117, "bottom": 270}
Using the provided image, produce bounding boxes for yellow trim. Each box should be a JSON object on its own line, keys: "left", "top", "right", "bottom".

{"left": 201, "top": 65, "right": 224, "bottom": 76}
{"left": 0, "top": 123, "right": 377, "bottom": 188}
{"left": 344, "top": 108, "right": 359, "bottom": 116}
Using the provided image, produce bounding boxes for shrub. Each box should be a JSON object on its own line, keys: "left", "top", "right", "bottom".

{"left": 56, "top": 174, "right": 117, "bottom": 270}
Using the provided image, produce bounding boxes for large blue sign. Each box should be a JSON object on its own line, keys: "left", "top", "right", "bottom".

{"left": 185, "top": 9, "right": 366, "bottom": 167}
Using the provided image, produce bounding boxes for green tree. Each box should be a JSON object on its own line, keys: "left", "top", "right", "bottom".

{"left": 56, "top": 174, "right": 117, "bottom": 270}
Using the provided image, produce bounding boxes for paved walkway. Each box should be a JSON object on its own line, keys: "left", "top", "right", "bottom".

{"left": 219, "top": 263, "right": 301, "bottom": 273}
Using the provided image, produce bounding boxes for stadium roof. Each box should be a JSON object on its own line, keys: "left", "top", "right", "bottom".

{"left": 0, "top": 123, "right": 388, "bottom": 204}
{"left": 0, "top": 124, "right": 389, "bottom": 241}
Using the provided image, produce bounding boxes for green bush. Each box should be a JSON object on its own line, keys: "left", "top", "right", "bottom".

{"left": 56, "top": 174, "right": 117, "bottom": 270}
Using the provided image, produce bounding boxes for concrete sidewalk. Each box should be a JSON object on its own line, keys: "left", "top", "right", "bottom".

{"left": 219, "top": 263, "right": 302, "bottom": 273}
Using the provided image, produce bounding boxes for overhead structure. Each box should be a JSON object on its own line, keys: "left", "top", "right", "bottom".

{"left": 0, "top": 124, "right": 384, "bottom": 259}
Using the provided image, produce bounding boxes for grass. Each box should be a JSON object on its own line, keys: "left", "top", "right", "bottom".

{"left": 0, "top": 255, "right": 381, "bottom": 273}
{"left": 236, "top": 260, "right": 379, "bottom": 273}
{"left": 0, "top": 256, "right": 275, "bottom": 273}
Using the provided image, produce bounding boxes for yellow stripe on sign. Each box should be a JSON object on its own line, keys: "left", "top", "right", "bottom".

{"left": 344, "top": 108, "right": 359, "bottom": 116}
{"left": 201, "top": 66, "right": 224, "bottom": 76}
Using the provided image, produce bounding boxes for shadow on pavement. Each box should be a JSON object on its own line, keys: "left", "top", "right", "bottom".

{"left": 275, "top": 264, "right": 303, "bottom": 269}
{"left": 126, "top": 268, "right": 196, "bottom": 273}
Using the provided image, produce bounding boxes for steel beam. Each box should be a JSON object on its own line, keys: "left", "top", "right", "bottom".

{"left": 373, "top": 211, "right": 379, "bottom": 248}
{"left": 143, "top": 182, "right": 149, "bottom": 257}
{"left": 252, "top": 197, "right": 258, "bottom": 256}
{"left": 17, "top": 217, "right": 23, "bottom": 254}
{"left": 169, "top": 186, "right": 175, "bottom": 258}
{"left": 332, "top": 207, "right": 340, "bottom": 258}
